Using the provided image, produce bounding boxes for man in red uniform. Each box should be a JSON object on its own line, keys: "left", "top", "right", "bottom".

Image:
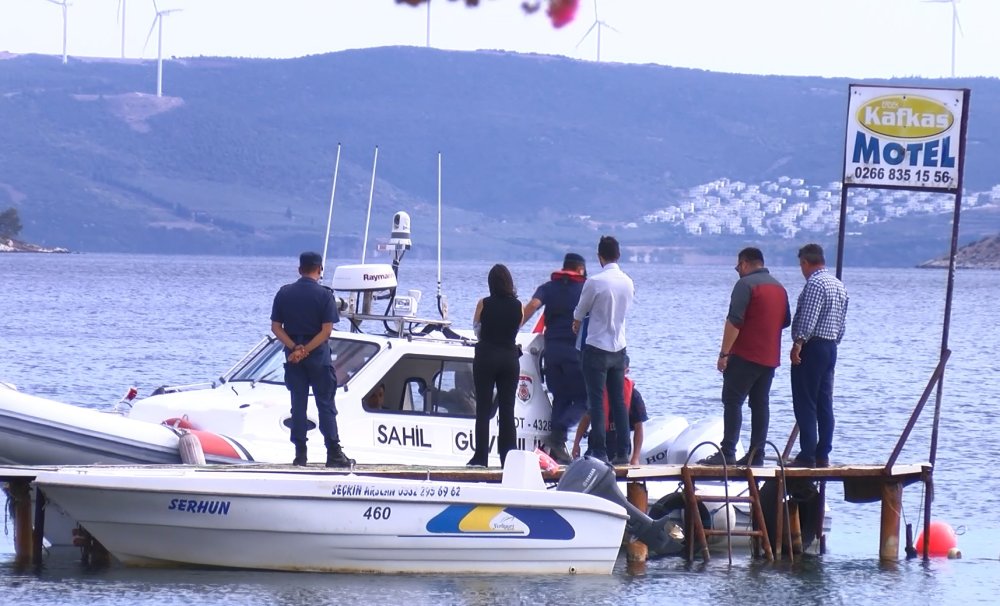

{"left": 700, "top": 247, "right": 790, "bottom": 466}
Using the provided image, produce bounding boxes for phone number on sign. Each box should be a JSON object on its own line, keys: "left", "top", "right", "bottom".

{"left": 853, "top": 166, "right": 953, "bottom": 184}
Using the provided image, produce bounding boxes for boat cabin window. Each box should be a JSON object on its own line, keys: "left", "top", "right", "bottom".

{"left": 226, "top": 337, "right": 379, "bottom": 386}
{"left": 378, "top": 356, "right": 476, "bottom": 417}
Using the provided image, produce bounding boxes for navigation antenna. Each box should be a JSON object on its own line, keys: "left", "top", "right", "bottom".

{"left": 320, "top": 142, "right": 342, "bottom": 280}
{"left": 361, "top": 145, "right": 379, "bottom": 264}
{"left": 436, "top": 151, "right": 449, "bottom": 320}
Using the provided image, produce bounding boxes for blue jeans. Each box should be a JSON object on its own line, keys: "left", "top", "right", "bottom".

{"left": 581, "top": 345, "right": 628, "bottom": 461}
{"left": 285, "top": 358, "right": 339, "bottom": 447}
{"left": 790, "top": 339, "right": 837, "bottom": 463}
{"left": 721, "top": 355, "right": 775, "bottom": 458}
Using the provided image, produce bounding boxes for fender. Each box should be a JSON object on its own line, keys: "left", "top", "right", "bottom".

{"left": 647, "top": 491, "right": 715, "bottom": 558}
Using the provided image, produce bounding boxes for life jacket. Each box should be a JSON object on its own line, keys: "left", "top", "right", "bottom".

{"left": 601, "top": 376, "right": 634, "bottom": 431}
{"left": 550, "top": 269, "right": 586, "bottom": 284}
{"left": 532, "top": 270, "right": 586, "bottom": 335}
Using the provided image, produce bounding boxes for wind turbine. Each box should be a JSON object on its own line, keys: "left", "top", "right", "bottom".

{"left": 926, "top": 0, "right": 963, "bottom": 77}
{"left": 117, "top": 0, "right": 128, "bottom": 59}
{"left": 575, "top": 0, "right": 618, "bottom": 62}
{"left": 143, "top": 0, "right": 182, "bottom": 97}
{"left": 44, "top": 0, "right": 69, "bottom": 64}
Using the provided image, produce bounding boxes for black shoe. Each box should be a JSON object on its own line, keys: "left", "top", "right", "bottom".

{"left": 546, "top": 441, "right": 573, "bottom": 465}
{"left": 736, "top": 452, "right": 764, "bottom": 467}
{"left": 697, "top": 451, "right": 736, "bottom": 465}
{"left": 325, "top": 444, "right": 354, "bottom": 468}
{"left": 816, "top": 457, "right": 830, "bottom": 468}
{"left": 786, "top": 455, "right": 816, "bottom": 468}
{"left": 292, "top": 444, "right": 308, "bottom": 467}
{"left": 467, "top": 455, "right": 488, "bottom": 467}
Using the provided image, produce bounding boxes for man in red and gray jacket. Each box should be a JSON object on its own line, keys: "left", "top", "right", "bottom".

{"left": 700, "top": 247, "right": 790, "bottom": 467}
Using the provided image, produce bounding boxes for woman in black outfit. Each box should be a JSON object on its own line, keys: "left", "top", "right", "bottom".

{"left": 468, "top": 264, "right": 523, "bottom": 467}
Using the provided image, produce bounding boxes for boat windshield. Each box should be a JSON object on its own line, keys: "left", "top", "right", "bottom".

{"left": 226, "top": 338, "right": 379, "bottom": 386}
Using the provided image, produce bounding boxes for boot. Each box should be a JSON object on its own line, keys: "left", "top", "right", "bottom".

{"left": 292, "top": 444, "right": 308, "bottom": 467}
{"left": 326, "top": 442, "right": 355, "bottom": 468}
{"left": 545, "top": 430, "right": 572, "bottom": 465}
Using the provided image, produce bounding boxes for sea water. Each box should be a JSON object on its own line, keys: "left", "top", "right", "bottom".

{"left": 1, "top": 253, "right": 999, "bottom": 605}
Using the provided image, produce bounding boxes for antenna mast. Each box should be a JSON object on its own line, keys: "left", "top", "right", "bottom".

{"left": 321, "top": 143, "right": 342, "bottom": 280}
{"left": 436, "top": 151, "right": 448, "bottom": 320}
{"left": 361, "top": 146, "right": 379, "bottom": 263}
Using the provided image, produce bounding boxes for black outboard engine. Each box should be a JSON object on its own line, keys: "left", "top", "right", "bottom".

{"left": 556, "top": 456, "right": 683, "bottom": 552}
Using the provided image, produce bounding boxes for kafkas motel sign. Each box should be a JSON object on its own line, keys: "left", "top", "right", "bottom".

{"left": 843, "top": 85, "right": 970, "bottom": 193}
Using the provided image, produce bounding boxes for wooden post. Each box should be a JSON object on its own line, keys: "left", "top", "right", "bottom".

{"left": 625, "top": 482, "right": 649, "bottom": 565}
{"left": 788, "top": 502, "right": 803, "bottom": 555}
{"left": 880, "top": 481, "right": 903, "bottom": 561}
{"left": 33, "top": 487, "right": 46, "bottom": 568}
{"left": 773, "top": 475, "right": 785, "bottom": 559}
{"left": 9, "top": 480, "right": 34, "bottom": 567}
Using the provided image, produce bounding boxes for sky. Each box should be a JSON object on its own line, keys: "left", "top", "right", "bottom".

{"left": 1, "top": 0, "right": 998, "bottom": 79}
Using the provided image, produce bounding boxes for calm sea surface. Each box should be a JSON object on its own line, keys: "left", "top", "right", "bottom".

{"left": 2, "top": 253, "right": 999, "bottom": 604}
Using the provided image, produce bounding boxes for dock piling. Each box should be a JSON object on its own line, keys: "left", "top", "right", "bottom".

{"left": 625, "top": 482, "right": 648, "bottom": 565}
{"left": 8, "top": 480, "right": 34, "bottom": 567}
{"left": 33, "top": 487, "right": 46, "bottom": 568}
{"left": 879, "top": 481, "right": 903, "bottom": 561}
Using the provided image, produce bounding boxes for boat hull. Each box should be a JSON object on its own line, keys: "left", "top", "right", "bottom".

{"left": 35, "top": 467, "right": 628, "bottom": 575}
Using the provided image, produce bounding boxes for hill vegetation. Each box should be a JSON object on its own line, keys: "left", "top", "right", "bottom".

{"left": 0, "top": 48, "right": 998, "bottom": 266}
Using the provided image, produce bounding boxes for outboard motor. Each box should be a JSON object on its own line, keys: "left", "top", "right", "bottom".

{"left": 556, "top": 456, "right": 683, "bottom": 552}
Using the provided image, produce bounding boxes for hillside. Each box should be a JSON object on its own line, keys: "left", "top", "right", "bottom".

{"left": 920, "top": 233, "right": 1000, "bottom": 269}
{"left": 1, "top": 48, "right": 998, "bottom": 265}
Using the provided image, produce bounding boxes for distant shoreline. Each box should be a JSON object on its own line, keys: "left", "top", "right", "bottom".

{"left": 0, "top": 238, "right": 70, "bottom": 253}
{"left": 917, "top": 234, "right": 1000, "bottom": 270}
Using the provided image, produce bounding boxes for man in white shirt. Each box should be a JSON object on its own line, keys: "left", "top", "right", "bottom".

{"left": 572, "top": 236, "right": 635, "bottom": 464}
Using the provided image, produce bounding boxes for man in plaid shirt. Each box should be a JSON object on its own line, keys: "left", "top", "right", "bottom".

{"left": 789, "top": 243, "right": 849, "bottom": 468}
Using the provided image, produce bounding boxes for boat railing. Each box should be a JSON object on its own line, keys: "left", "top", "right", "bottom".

{"left": 345, "top": 312, "right": 469, "bottom": 342}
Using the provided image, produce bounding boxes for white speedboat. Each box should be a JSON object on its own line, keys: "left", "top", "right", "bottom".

{"left": 33, "top": 451, "right": 631, "bottom": 574}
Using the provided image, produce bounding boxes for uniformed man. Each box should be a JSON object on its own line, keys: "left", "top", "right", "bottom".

{"left": 270, "top": 251, "right": 353, "bottom": 467}
{"left": 521, "top": 252, "right": 588, "bottom": 464}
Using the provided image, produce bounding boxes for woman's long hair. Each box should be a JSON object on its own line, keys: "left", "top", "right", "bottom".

{"left": 487, "top": 264, "right": 516, "bottom": 298}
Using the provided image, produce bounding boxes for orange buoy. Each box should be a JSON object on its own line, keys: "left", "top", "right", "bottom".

{"left": 915, "top": 521, "right": 958, "bottom": 557}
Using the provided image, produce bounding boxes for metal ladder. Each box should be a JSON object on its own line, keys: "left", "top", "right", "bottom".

{"left": 680, "top": 465, "right": 775, "bottom": 562}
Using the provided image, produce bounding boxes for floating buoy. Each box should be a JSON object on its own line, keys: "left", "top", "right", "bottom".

{"left": 915, "top": 520, "right": 958, "bottom": 557}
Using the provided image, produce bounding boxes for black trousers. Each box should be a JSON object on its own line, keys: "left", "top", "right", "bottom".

{"left": 471, "top": 343, "right": 520, "bottom": 466}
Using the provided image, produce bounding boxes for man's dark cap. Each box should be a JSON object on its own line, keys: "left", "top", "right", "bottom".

{"left": 563, "top": 252, "right": 586, "bottom": 266}
{"left": 299, "top": 251, "right": 323, "bottom": 268}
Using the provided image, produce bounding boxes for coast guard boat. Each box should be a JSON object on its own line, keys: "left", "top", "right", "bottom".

{"left": 1, "top": 209, "right": 777, "bottom": 551}
{"left": 0, "top": 211, "right": 731, "bottom": 471}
